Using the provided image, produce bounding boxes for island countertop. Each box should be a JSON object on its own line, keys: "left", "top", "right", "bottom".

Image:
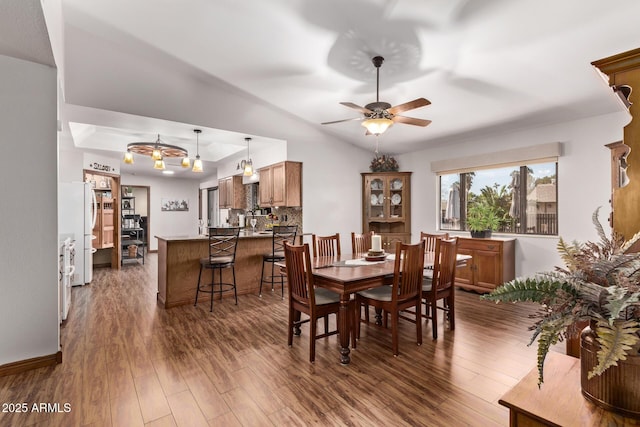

{"left": 155, "top": 230, "right": 275, "bottom": 242}
{"left": 155, "top": 230, "right": 290, "bottom": 308}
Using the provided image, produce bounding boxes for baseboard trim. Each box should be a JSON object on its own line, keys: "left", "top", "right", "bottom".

{"left": 0, "top": 351, "right": 62, "bottom": 377}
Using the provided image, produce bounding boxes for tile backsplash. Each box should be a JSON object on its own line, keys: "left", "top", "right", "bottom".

{"left": 223, "top": 182, "right": 302, "bottom": 231}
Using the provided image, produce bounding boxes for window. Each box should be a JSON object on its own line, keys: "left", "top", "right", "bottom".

{"left": 439, "top": 161, "right": 558, "bottom": 235}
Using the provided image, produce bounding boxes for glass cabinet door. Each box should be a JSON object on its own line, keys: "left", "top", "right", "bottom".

{"left": 367, "top": 177, "right": 385, "bottom": 220}
{"left": 387, "top": 176, "right": 406, "bottom": 220}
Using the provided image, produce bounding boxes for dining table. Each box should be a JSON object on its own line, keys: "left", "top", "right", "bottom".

{"left": 282, "top": 251, "right": 471, "bottom": 364}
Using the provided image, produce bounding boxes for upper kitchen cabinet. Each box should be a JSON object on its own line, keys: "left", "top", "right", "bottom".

{"left": 259, "top": 161, "right": 302, "bottom": 207}
{"left": 361, "top": 172, "right": 412, "bottom": 250}
{"left": 219, "top": 175, "right": 245, "bottom": 209}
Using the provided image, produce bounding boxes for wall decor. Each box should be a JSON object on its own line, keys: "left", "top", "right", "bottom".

{"left": 161, "top": 198, "right": 189, "bottom": 211}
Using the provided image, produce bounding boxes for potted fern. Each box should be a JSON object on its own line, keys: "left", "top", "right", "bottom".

{"left": 482, "top": 208, "right": 640, "bottom": 417}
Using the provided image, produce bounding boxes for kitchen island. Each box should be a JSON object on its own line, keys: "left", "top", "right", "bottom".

{"left": 156, "top": 231, "right": 275, "bottom": 308}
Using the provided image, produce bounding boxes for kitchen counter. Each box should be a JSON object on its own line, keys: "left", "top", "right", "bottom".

{"left": 156, "top": 231, "right": 281, "bottom": 308}
{"left": 157, "top": 230, "right": 275, "bottom": 242}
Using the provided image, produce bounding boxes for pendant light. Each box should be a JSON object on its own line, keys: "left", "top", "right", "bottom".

{"left": 192, "top": 129, "right": 203, "bottom": 173}
{"left": 153, "top": 158, "right": 166, "bottom": 170}
{"left": 123, "top": 149, "right": 134, "bottom": 164}
{"left": 237, "top": 137, "right": 254, "bottom": 176}
{"left": 243, "top": 137, "right": 253, "bottom": 176}
{"left": 151, "top": 134, "right": 163, "bottom": 160}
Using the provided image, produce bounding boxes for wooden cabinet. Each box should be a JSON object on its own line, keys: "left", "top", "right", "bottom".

{"left": 218, "top": 175, "right": 245, "bottom": 209}
{"left": 93, "top": 196, "right": 114, "bottom": 249}
{"left": 259, "top": 161, "right": 302, "bottom": 207}
{"left": 361, "top": 172, "right": 411, "bottom": 251}
{"left": 455, "top": 237, "right": 515, "bottom": 293}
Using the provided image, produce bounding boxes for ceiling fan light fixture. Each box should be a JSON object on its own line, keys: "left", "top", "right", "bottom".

{"left": 362, "top": 118, "right": 393, "bottom": 135}
{"left": 181, "top": 157, "right": 191, "bottom": 168}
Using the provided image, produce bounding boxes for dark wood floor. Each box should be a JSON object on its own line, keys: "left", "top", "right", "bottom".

{"left": 0, "top": 254, "right": 561, "bottom": 426}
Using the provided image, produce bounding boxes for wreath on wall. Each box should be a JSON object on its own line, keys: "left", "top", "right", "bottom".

{"left": 370, "top": 155, "right": 399, "bottom": 172}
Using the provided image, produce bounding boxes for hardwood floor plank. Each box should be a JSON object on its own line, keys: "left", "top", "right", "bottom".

{"left": 134, "top": 372, "right": 172, "bottom": 423}
{"left": 152, "top": 357, "right": 188, "bottom": 397}
{"left": 145, "top": 414, "right": 178, "bottom": 427}
{"left": 221, "top": 387, "right": 274, "bottom": 427}
{"left": 0, "top": 254, "right": 568, "bottom": 426}
{"left": 110, "top": 394, "right": 145, "bottom": 427}
{"left": 166, "top": 390, "right": 209, "bottom": 427}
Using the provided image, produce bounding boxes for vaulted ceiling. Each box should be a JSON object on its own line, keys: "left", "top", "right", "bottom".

{"left": 3, "top": 0, "right": 640, "bottom": 178}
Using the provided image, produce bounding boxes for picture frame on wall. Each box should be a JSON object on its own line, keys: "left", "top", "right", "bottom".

{"left": 161, "top": 198, "right": 189, "bottom": 211}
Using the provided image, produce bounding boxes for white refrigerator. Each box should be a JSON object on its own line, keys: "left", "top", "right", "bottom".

{"left": 59, "top": 182, "right": 97, "bottom": 285}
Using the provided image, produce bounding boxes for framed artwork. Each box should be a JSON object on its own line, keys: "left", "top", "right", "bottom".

{"left": 161, "top": 198, "right": 189, "bottom": 211}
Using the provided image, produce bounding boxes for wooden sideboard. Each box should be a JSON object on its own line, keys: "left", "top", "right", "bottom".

{"left": 455, "top": 237, "right": 515, "bottom": 293}
{"left": 499, "top": 352, "right": 637, "bottom": 426}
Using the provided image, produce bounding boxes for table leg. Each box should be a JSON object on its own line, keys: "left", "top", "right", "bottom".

{"left": 339, "top": 295, "right": 351, "bottom": 364}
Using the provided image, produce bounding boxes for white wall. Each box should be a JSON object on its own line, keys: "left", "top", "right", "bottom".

{"left": 399, "top": 111, "right": 630, "bottom": 277}
{"left": 0, "top": 55, "right": 58, "bottom": 365}
{"left": 121, "top": 174, "right": 200, "bottom": 251}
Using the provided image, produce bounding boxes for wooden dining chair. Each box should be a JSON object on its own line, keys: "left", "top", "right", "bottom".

{"left": 283, "top": 242, "right": 341, "bottom": 362}
{"left": 312, "top": 233, "right": 341, "bottom": 258}
{"left": 422, "top": 237, "right": 458, "bottom": 339}
{"left": 351, "top": 231, "right": 374, "bottom": 255}
{"left": 355, "top": 240, "right": 425, "bottom": 356}
{"left": 420, "top": 231, "right": 449, "bottom": 253}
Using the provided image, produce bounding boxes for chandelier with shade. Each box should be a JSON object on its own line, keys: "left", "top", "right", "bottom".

{"left": 123, "top": 131, "right": 203, "bottom": 173}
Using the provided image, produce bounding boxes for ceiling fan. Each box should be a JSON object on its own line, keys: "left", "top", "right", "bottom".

{"left": 322, "top": 55, "right": 431, "bottom": 135}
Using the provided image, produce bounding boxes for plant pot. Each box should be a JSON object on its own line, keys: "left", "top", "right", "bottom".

{"left": 580, "top": 323, "right": 640, "bottom": 419}
{"left": 470, "top": 230, "right": 492, "bottom": 238}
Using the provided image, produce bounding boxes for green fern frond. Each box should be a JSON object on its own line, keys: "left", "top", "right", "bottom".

{"left": 603, "top": 288, "right": 640, "bottom": 323}
{"left": 535, "top": 316, "right": 575, "bottom": 386}
{"left": 589, "top": 320, "right": 640, "bottom": 379}
{"left": 557, "top": 237, "right": 581, "bottom": 272}
{"left": 482, "top": 275, "right": 575, "bottom": 304}
{"left": 592, "top": 207, "right": 609, "bottom": 248}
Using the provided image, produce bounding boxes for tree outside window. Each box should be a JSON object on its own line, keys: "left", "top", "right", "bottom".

{"left": 439, "top": 162, "right": 557, "bottom": 235}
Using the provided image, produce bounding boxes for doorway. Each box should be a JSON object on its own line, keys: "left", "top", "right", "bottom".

{"left": 126, "top": 186, "right": 151, "bottom": 247}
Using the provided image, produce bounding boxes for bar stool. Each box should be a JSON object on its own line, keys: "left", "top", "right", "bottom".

{"left": 195, "top": 227, "right": 240, "bottom": 312}
{"left": 260, "top": 225, "right": 297, "bottom": 299}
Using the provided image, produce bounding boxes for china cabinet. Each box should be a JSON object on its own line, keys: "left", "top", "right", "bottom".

{"left": 259, "top": 161, "right": 302, "bottom": 208}
{"left": 219, "top": 175, "right": 245, "bottom": 209}
{"left": 361, "top": 172, "right": 411, "bottom": 250}
{"left": 454, "top": 237, "right": 515, "bottom": 293}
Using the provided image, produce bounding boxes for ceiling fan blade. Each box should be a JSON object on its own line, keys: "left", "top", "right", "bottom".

{"left": 392, "top": 115, "right": 432, "bottom": 127}
{"left": 321, "top": 117, "right": 363, "bottom": 125}
{"left": 340, "top": 102, "right": 373, "bottom": 114}
{"left": 387, "top": 98, "right": 431, "bottom": 115}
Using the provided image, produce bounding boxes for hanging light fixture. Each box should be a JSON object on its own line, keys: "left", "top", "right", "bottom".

{"left": 153, "top": 158, "right": 166, "bottom": 170}
{"left": 123, "top": 149, "right": 134, "bottom": 164}
{"left": 192, "top": 129, "right": 203, "bottom": 173}
{"left": 237, "top": 137, "right": 253, "bottom": 176}
{"left": 151, "top": 135, "right": 163, "bottom": 160}
{"left": 125, "top": 134, "right": 191, "bottom": 172}
{"left": 362, "top": 117, "right": 393, "bottom": 135}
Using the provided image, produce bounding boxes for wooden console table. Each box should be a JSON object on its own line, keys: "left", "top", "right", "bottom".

{"left": 499, "top": 352, "right": 638, "bottom": 426}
